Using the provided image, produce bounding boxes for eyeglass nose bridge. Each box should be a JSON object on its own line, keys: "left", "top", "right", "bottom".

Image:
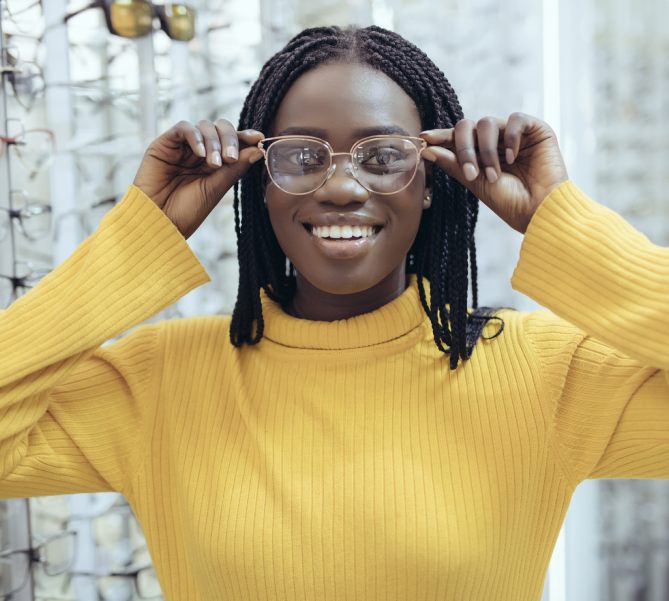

{"left": 325, "top": 151, "right": 357, "bottom": 182}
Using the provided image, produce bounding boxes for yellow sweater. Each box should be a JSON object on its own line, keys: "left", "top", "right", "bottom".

{"left": 1, "top": 180, "right": 667, "bottom": 601}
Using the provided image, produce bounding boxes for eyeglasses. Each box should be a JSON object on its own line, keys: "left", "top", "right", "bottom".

{"left": 0, "top": 47, "right": 45, "bottom": 113}
{"left": 0, "top": 259, "right": 52, "bottom": 309}
{"left": 63, "top": 563, "right": 162, "bottom": 600}
{"left": 0, "top": 120, "right": 56, "bottom": 179}
{"left": 257, "top": 134, "right": 428, "bottom": 195}
{"left": 0, "top": 530, "right": 78, "bottom": 599}
{"left": 64, "top": 0, "right": 196, "bottom": 41}
{"left": 2, "top": 0, "right": 43, "bottom": 35}
{"left": 0, "top": 189, "right": 52, "bottom": 243}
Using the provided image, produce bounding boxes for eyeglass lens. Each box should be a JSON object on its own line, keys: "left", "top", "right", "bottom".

{"left": 109, "top": 1, "right": 154, "bottom": 38}
{"left": 266, "top": 137, "right": 420, "bottom": 194}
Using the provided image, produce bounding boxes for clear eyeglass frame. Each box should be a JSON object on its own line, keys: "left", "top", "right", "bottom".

{"left": 0, "top": 117, "right": 56, "bottom": 179}
{"left": 256, "top": 134, "right": 429, "bottom": 196}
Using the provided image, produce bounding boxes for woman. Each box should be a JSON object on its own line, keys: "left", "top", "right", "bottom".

{"left": 1, "top": 25, "right": 667, "bottom": 601}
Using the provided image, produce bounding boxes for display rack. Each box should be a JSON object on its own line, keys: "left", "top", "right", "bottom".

{"left": 0, "top": 1, "right": 36, "bottom": 599}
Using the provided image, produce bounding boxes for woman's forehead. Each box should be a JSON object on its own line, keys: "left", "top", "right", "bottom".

{"left": 270, "top": 62, "right": 422, "bottom": 142}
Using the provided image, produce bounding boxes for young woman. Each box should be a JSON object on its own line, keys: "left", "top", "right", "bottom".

{"left": 1, "top": 24, "right": 667, "bottom": 601}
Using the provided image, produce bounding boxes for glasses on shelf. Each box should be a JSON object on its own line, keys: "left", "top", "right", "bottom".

{"left": 0, "top": 47, "right": 45, "bottom": 113}
{"left": 0, "top": 259, "right": 52, "bottom": 309}
{"left": 0, "top": 530, "right": 77, "bottom": 599}
{"left": 0, "top": 189, "right": 52, "bottom": 243}
{"left": 53, "top": 194, "right": 119, "bottom": 245}
{"left": 0, "top": 119, "right": 55, "bottom": 180}
{"left": 62, "top": 563, "right": 162, "bottom": 600}
{"left": 257, "top": 134, "right": 429, "bottom": 195}
{"left": 2, "top": 0, "right": 43, "bottom": 36}
{"left": 64, "top": 0, "right": 196, "bottom": 42}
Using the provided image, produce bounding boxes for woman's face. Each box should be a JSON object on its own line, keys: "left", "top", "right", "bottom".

{"left": 264, "top": 61, "right": 429, "bottom": 297}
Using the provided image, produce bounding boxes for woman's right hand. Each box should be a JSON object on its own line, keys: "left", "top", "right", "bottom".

{"left": 133, "top": 119, "right": 265, "bottom": 239}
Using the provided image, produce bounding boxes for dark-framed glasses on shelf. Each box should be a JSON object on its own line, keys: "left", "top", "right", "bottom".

{"left": 0, "top": 530, "right": 77, "bottom": 599}
{"left": 0, "top": 259, "right": 52, "bottom": 309}
{"left": 0, "top": 46, "right": 45, "bottom": 113}
{"left": 0, "top": 189, "right": 52, "bottom": 243}
{"left": 65, "top": 563, "right": 162, "bottom": 600}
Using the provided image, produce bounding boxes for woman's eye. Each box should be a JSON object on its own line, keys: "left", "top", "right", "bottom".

{"left": 361, "top": 147, "right": 403, "bottom": 165}
{"left": 288, "top": 149, "right": 325, "bottom": 166}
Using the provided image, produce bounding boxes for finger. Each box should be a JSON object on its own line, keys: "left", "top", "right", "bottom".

{"left": 503, "top": 112, "right": 530, "bottom": 165}
{"left": 422, "top": 145, "right": 465, "bottom": 184}
{"left": 237, "top": 129, "right": 266, "bottom": 163}
{"left": 173, "top": 120, "right": 206, "bottom": 158}
{"left": 475, "top": 116, "right": 503, "bottom": 184}
{"left": 196, "top": 119, "right": 224, "bottom": 168}
{"left": 419, "top": 128, "right": 454, "bottom": 147}
{"left": 453, "top": 119, "right": 479, "bottom": 182}
{"left": 237, "top": 129, "right": 265, "bottom": 147}
{"left": 213, "top": 118, "right": 241, "bottom": 163}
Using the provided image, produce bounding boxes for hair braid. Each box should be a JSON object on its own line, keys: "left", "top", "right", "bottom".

{"left": 229, "top": 24, "right": 509, "bottom": 369}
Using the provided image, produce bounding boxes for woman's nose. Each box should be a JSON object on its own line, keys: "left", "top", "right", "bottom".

{"left": 314, "top": 157, "right": 369, "bottom": 203}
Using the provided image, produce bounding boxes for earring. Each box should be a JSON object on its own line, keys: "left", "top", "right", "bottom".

{"left": 423, "top": 189, "right": 432, "bottom": 209}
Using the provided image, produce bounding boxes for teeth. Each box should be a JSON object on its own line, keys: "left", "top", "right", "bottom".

{"left": 311, "top": 225, "right": 378, "bottom": 239}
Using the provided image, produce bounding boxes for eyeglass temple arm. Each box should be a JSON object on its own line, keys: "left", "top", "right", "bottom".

{"left": 63, "top": 0, "right": 104, "bottom": 24}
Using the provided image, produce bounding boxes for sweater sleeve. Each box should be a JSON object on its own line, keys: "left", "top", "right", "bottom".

{"left": 0, "top": 184, "right": 211, "bottom": 499}
{"left": 510, "top": 180, "right": 669, "bottom": 486}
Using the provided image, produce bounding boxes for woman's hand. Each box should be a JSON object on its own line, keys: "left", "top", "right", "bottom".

{"left": 419, "top": 112, "right": 568, "bottom": 234}
{"left": 133, "top": 119, "right": 264, "bottom": 240}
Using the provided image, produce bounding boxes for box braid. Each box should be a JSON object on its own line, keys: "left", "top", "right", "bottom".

{"left": 229, "top": 24, "right": 512, "bottom": 370}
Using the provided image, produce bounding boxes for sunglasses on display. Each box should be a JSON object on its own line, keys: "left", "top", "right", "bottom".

{"left": 64, "top": 0, "right": 196, "bottom": 41}
{"left": 256, "top": 134, "right": 429, "bottom": 195}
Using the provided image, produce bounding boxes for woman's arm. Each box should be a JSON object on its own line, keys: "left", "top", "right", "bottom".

{"left": 0, "top": 184, "right": 210, "bottom": 499}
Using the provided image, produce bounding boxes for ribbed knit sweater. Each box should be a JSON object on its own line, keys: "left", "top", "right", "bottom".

{"left": 0, "top": 180, "right": 667, "bottom": 601}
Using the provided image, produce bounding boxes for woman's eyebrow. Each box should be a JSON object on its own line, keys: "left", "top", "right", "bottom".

{"left": 275, "top": 125, "right": 411, "bottom": 137}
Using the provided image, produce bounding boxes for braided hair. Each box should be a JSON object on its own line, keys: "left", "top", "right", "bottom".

{"left": 230, "top": 24, "right": 510, "bottom": 370}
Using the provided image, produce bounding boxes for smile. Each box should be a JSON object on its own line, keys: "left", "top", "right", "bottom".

{"left": 302, "top": 223, "right": 383, "bottom": 260}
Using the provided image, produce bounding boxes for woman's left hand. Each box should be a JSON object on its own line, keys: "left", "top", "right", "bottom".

{"left": 419, "top": 112, "right": 569, "bottom": 234}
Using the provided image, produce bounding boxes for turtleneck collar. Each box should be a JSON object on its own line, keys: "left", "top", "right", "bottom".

{"left": 258, "top": 273, "right": 432, "bottom": 350}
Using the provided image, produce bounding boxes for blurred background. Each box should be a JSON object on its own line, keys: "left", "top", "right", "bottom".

{"left": 0, "top": 0, "right": 667, "bottom": 599}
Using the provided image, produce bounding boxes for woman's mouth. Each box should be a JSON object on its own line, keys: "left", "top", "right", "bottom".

{"left": 302, "top": 223, "right": 384, "bottom": 260}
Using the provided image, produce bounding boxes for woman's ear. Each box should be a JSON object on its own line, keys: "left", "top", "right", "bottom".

{"left": 423, "top": 163, "right": 433, "bottom": 209}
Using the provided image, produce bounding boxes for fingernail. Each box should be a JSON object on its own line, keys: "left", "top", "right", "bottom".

{"left": 249, "top": 149, "right": 264, "bottom": 164}
{"left": 506, "top": 148, "right": 515, "bottom": 164}
{"left": 422, "top": 148, "right": 437, "bottom": 162}
{"left": 225, "top": 145, "right": 238, "bottom": 160}
{"left": 419, "top": 130, "right": 436, "bottom": 136}
{"left": 485, "top": 167, "right": 498, "bottom": 183}
{"left": 463, "top": 163, "right": 478, "bottom": 181}
{"left": 212, "top": 151, "right": 222, "bottom": 166}
{"left": 196, "top": 143, "right": 206, "bottom": 157}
